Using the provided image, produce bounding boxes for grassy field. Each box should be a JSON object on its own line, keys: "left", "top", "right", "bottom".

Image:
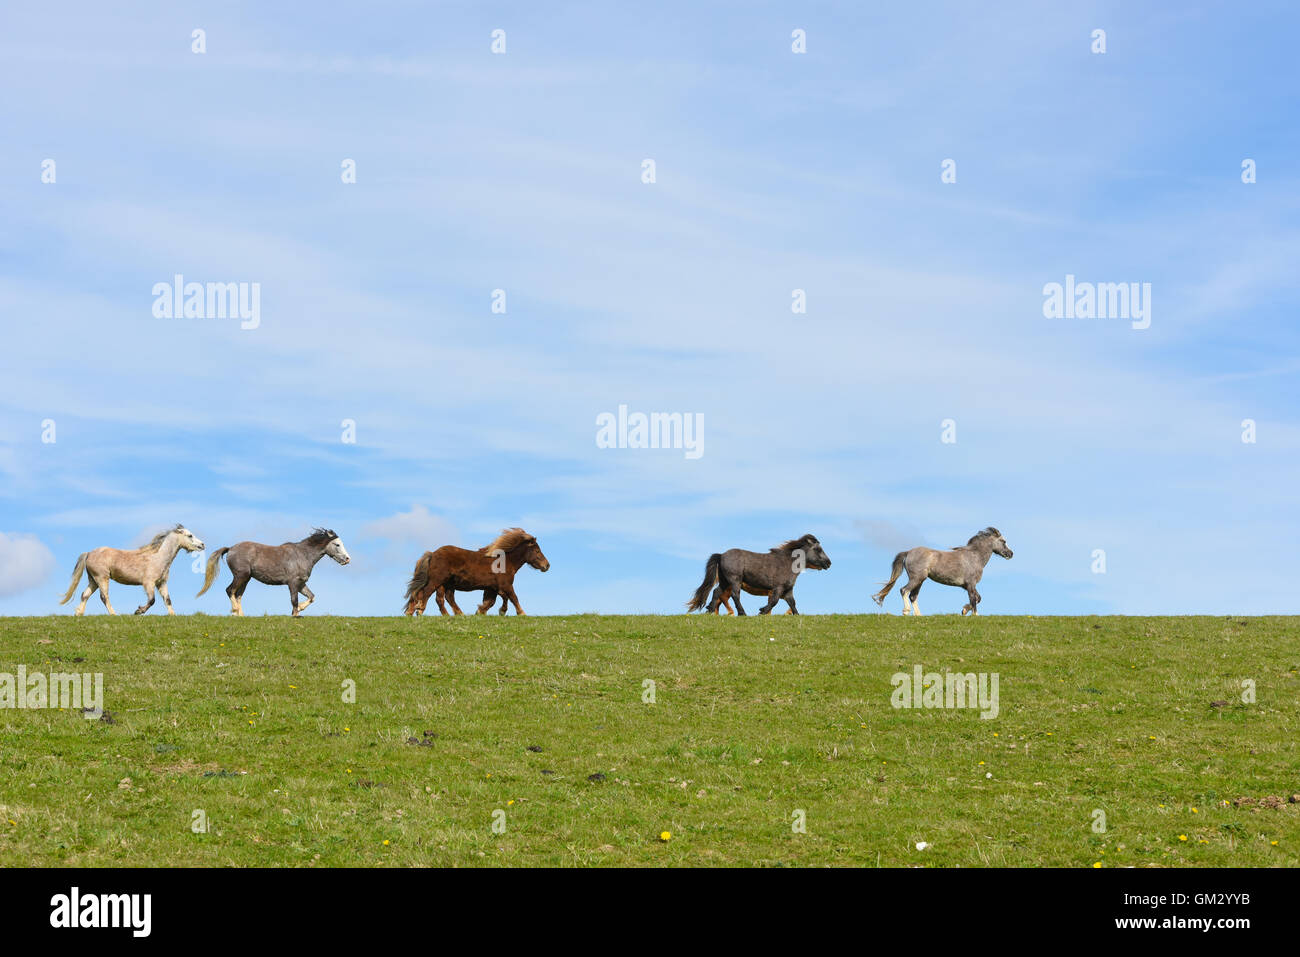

{"left": 1, "top": 614, "right": 1297, "bottom": 867}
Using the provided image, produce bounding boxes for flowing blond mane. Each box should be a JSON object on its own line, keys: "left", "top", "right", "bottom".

{"left": 480, "top": 527, "right": 534, "bottom": 554}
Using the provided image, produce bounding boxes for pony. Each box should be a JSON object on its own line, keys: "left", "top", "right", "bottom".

{"left": 871, "top": 527, "right": 1013, "bottom": 616}
{"left": 59, "top": 525, "right": 205, "bottom": 616}
{"left": 403, "top": 528, "right": 549, "bottom": 616}
{"left": 686, "top": 534, "right": 831, "bottom": 615}
{"left": 197, "top": 528, "right": 350, "bottom": 616}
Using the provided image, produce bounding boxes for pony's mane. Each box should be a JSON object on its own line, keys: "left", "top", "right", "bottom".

{"left": 303, "top": 527, "right": 339, "bottom": 547}
{"left": 139, "top": 524, "right": 184, "bottom": 552}
{"left": 964, "top": 527, "right": 1002, "bottom": 546}
{"left": 773, "top": 534, "right": 818, "bottom": 553}
{"left": 480, "top": 528, "right": 534, "bottom": 553}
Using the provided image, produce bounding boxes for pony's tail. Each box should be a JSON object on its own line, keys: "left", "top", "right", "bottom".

{"left": 58, "top": 553, "right": 88, "bottom": 604}
{"left": 403, "top": 552, "right": 432, "bottom": 614}
{"left": 686, "top": 553, "right": 722, "bottom": 612}
{"left": 872, "top": 551, "right": 907, "bottom": 605}
{"left": 195, "top": 547, "right": 230, "bottom": 597}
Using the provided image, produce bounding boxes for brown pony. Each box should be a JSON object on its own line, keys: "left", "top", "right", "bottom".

{"left": 403, "top": 528, "right": 549, "bottom": 616}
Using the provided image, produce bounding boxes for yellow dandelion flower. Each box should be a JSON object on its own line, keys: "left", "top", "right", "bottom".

{"left": 1093, "top": 862, "right": 1102, "bottom": 868}
{"left": 383, "top": 840, "right": 390, "bottom": 846}
{"left": 659, "top": 831, "right": 671, "bottom": 842}
{"left": 1178, "top": 834, "right": 1188, "bottom": 841}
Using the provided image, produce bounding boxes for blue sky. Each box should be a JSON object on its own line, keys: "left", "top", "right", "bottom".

{"left": 1, "top": 1, "right": 1297, "bottom": 616}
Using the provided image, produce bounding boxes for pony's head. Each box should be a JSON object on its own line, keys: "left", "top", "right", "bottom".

{"left": 969, "top": 527, "right": 1012, "bottom": 559}
{"left": 783, "top": 534, "right": 831, "bottom": 570}
{"left": 486, "top": 528, "right": 550, "bottom": 572}
{"left": 146, "top": 524, "right": 204, "bottom": 552}
{"left": 522, "top": 534, "right": 549, "bottom": 572}
{"left": 308, "top": 528, "right": 351, "bottom": 565}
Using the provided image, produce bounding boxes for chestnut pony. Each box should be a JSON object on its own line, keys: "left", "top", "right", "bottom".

{"left": 403, "top": 528, "right": 549, "bottom": 616}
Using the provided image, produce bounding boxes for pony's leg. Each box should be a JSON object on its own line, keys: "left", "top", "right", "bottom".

{"left": 908, "top": 582, "right": 923, "bottom": 616}
{"left": 782, "top": 589, "right": 799, "bottom": 615}
{"left": 75, "top": 576, "right": 97, "bottom": 616}
{"left": 503, "top": 585, "right": 525, "bottom": 616}
{"left": 228, "top": 572, "right": 249, "bottom": 616}
{"left": 445, "top": 588, "right": 465, "bottom": 615}
{"left": 707, "top": 587, "right": 728, "bottom": 614}
{"left": 297, "top": 583, "right": 315, "bottom": 613}
{"left": 722, "top": 573, "right": 746, "bottom": 615}
{"left": 288, "top": 584, "right": 301, "bottom": 617}
{"left": 101, "top": 579, "right": 117, "bottom": 615}
{"left": 704, "top": 584, "right": 723, "bottom": 614}
{"left": 757, "top": 587, "right": 783, "bottom": 615}
{"left": 134, "top": 582, "right": 156, "bottom": 615}
{"left": 159, "top": 581, "right": 175, "bottom": 615}
{"left": 901, "top": 575, "right": 924, "bottom": 616}
{"left": 434, "top": 587, "right": 449, "bottom": 615}
{"left": 475, "top": 588, "right": 498, "bottom": 615}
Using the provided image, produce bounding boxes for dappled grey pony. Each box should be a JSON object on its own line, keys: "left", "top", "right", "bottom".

{"left": 197, "top": 528, "right": 350, "bottom": 616}
{"left": 59, "top": 524, "right": 205, "bottom": 616}
{"left": 687, "top": 534, "right": 831, "bottom": 615}
{"left": 872, "top": 527, "right": 1012, "bottom": 616}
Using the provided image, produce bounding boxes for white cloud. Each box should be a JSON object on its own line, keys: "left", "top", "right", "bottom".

{"left": 360, "top": 506, "right": 458, "bottom": 546}
{"left": 0, "top": 532, "right": 57, "bottom": 597}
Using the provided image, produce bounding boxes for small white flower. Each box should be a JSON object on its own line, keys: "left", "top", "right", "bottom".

{"left": 985, "top": 772, "right": 993, "bottom": 778}
{"left": 915, "top": 841, "right": 930, "bottom": 851}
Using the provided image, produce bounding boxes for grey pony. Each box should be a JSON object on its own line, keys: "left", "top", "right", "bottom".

{"left": 687, "top": 534, "right": 832, "bottom": 615}
{"left": 197, "top": 528, "right": 350, "bottom": 616}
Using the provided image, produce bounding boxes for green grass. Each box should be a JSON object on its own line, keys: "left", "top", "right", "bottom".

{"left": 1, "top": 614, "right": 1297, "bottom": 866}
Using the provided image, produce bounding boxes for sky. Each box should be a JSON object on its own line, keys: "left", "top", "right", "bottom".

{"left": 1, "top": 1, "right": 1297, "bottom": 616}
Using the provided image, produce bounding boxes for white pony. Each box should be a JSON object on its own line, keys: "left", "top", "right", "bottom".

{"left": 59, "top": 525, "right": 205, "bottom": 615}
